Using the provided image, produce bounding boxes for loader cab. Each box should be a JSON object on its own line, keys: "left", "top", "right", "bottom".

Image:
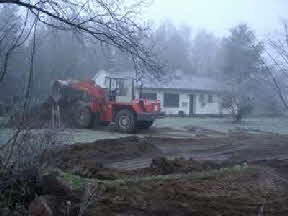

{"left": 105, "top": 76, "right": 135, "bottom": 103}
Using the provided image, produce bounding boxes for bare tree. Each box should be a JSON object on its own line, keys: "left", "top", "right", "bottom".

{"left": 265, "top": 22, "right": 288, "bottom": 111}
{"left": 0, "top": 2, "right": 162, "bottom": 213}
{"left": 0, "top": 0, "right": 162, "bottom": 83}
{"left": 0, "top": 5, "right": 24, "bottom": 82}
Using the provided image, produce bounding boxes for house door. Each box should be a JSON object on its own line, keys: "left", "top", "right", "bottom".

{"left": 189, "top": 95, "right": 195, "bottom": 115}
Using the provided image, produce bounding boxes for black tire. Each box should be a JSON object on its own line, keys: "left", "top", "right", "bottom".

{"left": 115, "top": 109, "right": 136, "bottom": 133}
{"left": 136, "top": 121, "right": 154, "bottom": 129}
{"left": 72, "top": 104, "right": 92, "bottom": 129}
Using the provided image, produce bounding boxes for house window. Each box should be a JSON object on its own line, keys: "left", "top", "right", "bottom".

{"left": 164, "top": 93, "right": 179, "bottom": 108}
{"left": 208, "top": 95, "right": 214, "bottom": 103}
{"left": 142, "top": 92, "right": 157, "bottom": 100}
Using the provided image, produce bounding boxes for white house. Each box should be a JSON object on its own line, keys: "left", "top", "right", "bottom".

{"left": 141, "top": 75, "right": 229, "bottom": 116}
{"left": 93, "top": 70, "right": 229, "bottom": 116}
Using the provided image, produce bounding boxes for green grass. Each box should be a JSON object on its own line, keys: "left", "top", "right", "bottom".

{"left": 61, "top": 172, "right": 89, "bottom": 190}
{"left": 92, "top": 164, "right": 255, "bottom": 187}
{"left": 156, "top": 117, "right": 288, "bottom": 134}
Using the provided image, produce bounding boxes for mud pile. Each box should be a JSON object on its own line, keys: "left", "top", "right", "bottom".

{"left": 40, "top": 132, "right": 288, "bottom": 215}
{"left": 6, "top": 97, "right": 62, "bottom": 129}
{"left": 7, "top": 100, "right": 53, "bottom": 128}
{"left": 7, "top": 97, "right": 80, "bottom": 129}
{"left": 58, "top": 157, "right": 227, "bottom": 180}
{"left": 184, "top": 125, "right": 225, "bottom": 136}
{"left": 86, "top": 166, "right": 288, "bottom": 216}
{"left": 28, "top": 150, "right": 288, "bottom": 216}
{"left": 45, "top": 137, "right": 161, "bottom": 175}
{"left": 45, "top": 137, "right": 224, "bottom": 180}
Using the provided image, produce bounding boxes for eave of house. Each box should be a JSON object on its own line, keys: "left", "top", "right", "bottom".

{"left": 139, "top": 87, "right": 226, "bottom": 95}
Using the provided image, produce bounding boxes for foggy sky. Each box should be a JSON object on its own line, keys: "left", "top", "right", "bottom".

{"left": 145, "top": 0, "right": 288, "bottom": 36}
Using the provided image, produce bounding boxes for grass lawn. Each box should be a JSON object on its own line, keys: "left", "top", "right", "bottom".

{"left": 155, "top": 116, "right": 288, "bottom": 134}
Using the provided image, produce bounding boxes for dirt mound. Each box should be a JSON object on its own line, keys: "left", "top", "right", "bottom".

{"left": 46, "top": 135, "right": 231, "bottom": 180}
{"left": 7, "top": 98, "right": 54, "bottom": 129}
{"left": 31, "top": 155, "right": 288, "bottom": 215}
{"left": 67, "top": 157, "right": 226, "bottom": 180}
{"left": 45, "top": 137, "right": 161, "bottom": 175}
{"left": 252, "top": 159, "right": 288, "bottom": 180}
{"left": 7, "top": 97, "right": 79, "bottom": 129}
{"left": 141, "top": 157, "right": 224, "bottom": 175}
{"left": 85, "top": 166, "right": 288, "bottom": 216}
{"left": 184, "top": 125, "right": 225, "bottom": 136}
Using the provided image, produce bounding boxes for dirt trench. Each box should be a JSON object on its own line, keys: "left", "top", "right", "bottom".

{"left": 37, "top": 133, "right": 288, "bottom": 216}
{"left": 85, "top": 165, "right": 288, "bottom": 216}
{"left": 45, "top": 133, "right": 288, "bottom": 175}
{"left": 40, "top": 157, "right": 288, "bottom": 216}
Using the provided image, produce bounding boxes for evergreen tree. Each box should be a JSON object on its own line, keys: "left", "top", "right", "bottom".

{"left": 221, "top": 24, "right": 264, "bottom": 121}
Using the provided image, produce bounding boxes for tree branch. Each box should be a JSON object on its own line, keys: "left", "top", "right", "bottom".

{"left": 0, "top": 0, "right": 163, "bottom": 82}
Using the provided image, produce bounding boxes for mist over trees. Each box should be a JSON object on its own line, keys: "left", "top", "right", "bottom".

{"left": 150, "top": 22, "right": 192, "bottom": 74}
{"left": 0, "top": 0, "right": 161, "bottom": 100}
{"left": 220, "top": 24, "right": 264, "bottom": 120}
{"left": 190, "top": 30, "right": 220, "bottom": 77}
{"left": 264, "top": 22, "right": 288, "bottom": 111}
{"left": 0, "top": 5, "right": 26, "bottom": 101}
{"left": 0, "top": 1, "right": 286, "bottom": 115}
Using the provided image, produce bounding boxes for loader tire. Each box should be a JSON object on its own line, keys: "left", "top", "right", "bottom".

{"left": 72, "top": 104, "right": 92, "bottom": 129}
{"left": 115, "top": 109, "right": 136, "bottom": 133}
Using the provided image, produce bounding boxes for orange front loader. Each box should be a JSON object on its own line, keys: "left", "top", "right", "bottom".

{"left": 51, "top": 76, "right": 163, "bottom": 133}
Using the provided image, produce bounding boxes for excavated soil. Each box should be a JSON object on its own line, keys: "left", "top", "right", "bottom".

{"left": 45, "top": 137, "right": 161, "bottom": 175}
{"left": 45, "top": 133, "right": 288, "bottom": 178}
{"left": 64, "top": 157, "right": 288, "bottom": 216}
{"left": 7, "top": 98, "right": 80, "bottom": 129}
{"left": 7, "top": 101, "right": 53, "bottom": 128}
{"left": 39, "top": 133, "right": 288, "bottom": 215}
{"left": 67, "top": 157, "right": 229, "bottom": 180}
{"left": 85, "top": 166, "right": 288, "bottom": 216}
{"left": 32, "top": 156, "right": 288, "bottom": 216}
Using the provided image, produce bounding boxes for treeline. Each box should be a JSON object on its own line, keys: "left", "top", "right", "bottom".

{"left": 0, "top": 5, "right": 286, "bottom": 114}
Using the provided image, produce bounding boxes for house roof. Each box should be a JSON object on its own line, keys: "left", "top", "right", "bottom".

{"left": 93, "top": 70, "right": 224, "bottom": 93}
{"left": 143, "top": 75, "right": 223, "bottom": 93}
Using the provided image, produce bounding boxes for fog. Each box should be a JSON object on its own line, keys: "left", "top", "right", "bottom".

{"left": 147, "top": 0, "right": 288, "bottom": 36}
{"left": 3, "top": 1, "right": 288, "bottom": 215}
{"left": 1, "top": 0, "right": 288, "bottom": 118}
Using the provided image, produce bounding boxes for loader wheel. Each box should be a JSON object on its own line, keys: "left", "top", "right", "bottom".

{"left": 136, "top": 121, "right": 154, "bottom": 129}
{"left": 115, "top": 109, "right": 136, "bottom": 133}
{"left": 73, "top": 105, "right": 92, "bottom": 128}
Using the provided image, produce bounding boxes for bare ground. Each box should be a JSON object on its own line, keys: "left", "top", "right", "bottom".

{"left": 47, "top": 132, "right": 288, "bottom": 171}
{"left": 40, "top": 132, "right": 288, "bottom": 216}
{"left": 5, "top": 115, "right": 288, "bottom": 215}
{"left": 85, "top": 166, "right": 288, "bottom": 216}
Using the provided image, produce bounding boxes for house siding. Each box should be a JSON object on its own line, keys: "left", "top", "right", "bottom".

{"left": 195, "top": 94, "right": 221, "bottom": 115}
{"left": 139, "top": 89, "right": 228, "bottom": 116}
